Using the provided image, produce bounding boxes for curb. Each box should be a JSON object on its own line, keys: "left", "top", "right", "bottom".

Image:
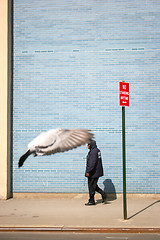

{"left": 0, "top": 227, "right": 160, "bottom": 233}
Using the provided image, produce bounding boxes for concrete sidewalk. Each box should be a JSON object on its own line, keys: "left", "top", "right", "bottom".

{"left": 0, "top": 194, "right": 159, "bottom": 232}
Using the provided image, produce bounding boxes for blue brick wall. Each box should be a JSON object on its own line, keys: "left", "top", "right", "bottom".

{"left": 13, "top": 0, "right": 160, "bottom": 193}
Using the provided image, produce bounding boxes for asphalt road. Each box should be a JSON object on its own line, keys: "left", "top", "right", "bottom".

{"left": 0, "top": 232, "right": 160, "bottom": 240}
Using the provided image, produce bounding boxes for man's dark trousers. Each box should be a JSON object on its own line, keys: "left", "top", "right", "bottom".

{"left": 88, "top": 177, "right": 105, "bottom": 203}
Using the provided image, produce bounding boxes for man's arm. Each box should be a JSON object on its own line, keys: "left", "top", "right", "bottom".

{"left": 86, "top": 150, "right": 98, "bottom": 175}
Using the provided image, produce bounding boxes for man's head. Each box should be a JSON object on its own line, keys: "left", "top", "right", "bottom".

{"left": 88, "top": 140, "right": 97, "bottom": 150}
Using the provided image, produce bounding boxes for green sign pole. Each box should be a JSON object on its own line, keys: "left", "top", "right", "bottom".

{"left": 122, "top": 106, "right": 127, "bottom": 220}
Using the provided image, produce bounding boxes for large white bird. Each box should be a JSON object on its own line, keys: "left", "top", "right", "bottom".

{"left": 18, "top": 128, "right": 94, "bottom": 168}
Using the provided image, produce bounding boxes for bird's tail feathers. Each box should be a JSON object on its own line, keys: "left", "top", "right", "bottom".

{"left": 18, "top": 150, "right": 32, "bottom": 168}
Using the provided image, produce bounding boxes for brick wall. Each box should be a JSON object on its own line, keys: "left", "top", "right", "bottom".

{"left": 13, "top": 0, "right": 160, "bottom": 193}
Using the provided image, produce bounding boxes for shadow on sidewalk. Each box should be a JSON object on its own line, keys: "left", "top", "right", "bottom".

{"left": 103, "top": 179, "right": 117, "bottom": 201}
{"left": 96, "top": 179, "right": 117, "bottom": 205}
{"left": 128, "top": 200, "right": 160, "bottom": 220}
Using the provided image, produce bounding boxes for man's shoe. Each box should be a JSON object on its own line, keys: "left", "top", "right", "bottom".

{"left": 85, "top": 202, "right": 96, "bottom": 206}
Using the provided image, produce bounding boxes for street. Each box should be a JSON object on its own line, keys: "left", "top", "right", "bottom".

{"left": 0, "top": 232, "right": 160, "bottom": 240}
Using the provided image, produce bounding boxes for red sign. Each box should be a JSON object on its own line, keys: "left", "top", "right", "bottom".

{"left": 119, "top": 82, "right": 129, "bottom": 107}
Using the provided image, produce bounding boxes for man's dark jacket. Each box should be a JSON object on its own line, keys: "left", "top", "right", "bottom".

{"left": 85, "top": 140, "right": 104, "bottom": 178}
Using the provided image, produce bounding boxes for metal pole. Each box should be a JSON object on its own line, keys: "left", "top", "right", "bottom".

{"left": 122, "top": 106, "right": 127, "bottom": 220}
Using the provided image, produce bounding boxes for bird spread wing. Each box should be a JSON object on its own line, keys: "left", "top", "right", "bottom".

{"left": 33, "top": 128, "right": 93, "bottom": 155}
{"left": 55, "top": 128, "right": 93, "bottom": 153}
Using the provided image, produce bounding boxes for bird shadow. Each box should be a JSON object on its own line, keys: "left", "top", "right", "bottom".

{"left": 128, "top": 200, "right": 160, "bottom": 220}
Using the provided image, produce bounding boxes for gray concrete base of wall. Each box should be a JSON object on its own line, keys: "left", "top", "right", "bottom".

{"left": 13, "top": 193, "right": 160, "bottom": 199}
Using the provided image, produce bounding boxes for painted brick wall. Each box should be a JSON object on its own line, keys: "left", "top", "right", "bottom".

{"left": 13, "top": 0, "right": 160, "bottom": 193}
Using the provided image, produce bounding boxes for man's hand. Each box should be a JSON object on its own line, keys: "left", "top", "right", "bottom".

{"left": 85, "top": 172, "right": 89, "bottom": 177}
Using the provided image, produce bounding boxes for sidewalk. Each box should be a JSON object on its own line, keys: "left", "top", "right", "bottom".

{"left": 0, "top": 194, "right": 159, "bottom": 232}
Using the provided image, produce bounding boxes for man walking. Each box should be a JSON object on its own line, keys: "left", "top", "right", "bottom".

{"left": 85, "top": 140, "right": 106, "bottom": 205}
